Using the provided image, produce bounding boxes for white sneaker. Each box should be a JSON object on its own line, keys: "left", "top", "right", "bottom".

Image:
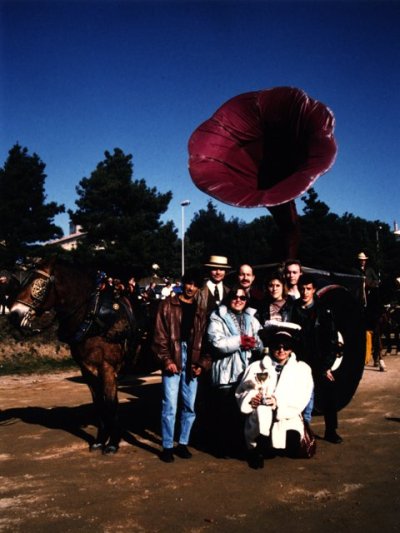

{"left": 379, "top": 359, "right": 387, "bottom": 372}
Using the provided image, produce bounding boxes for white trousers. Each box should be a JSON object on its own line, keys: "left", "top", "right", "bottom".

{"left": 244, "top": 405, "right": 273, "bottom": 449}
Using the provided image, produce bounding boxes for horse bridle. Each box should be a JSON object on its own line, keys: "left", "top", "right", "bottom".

{"left": 16, "top": 267, "right": 55, "bottom": 312}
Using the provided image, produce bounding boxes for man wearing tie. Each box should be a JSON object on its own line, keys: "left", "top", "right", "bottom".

{"left": 197, "top": 255, "right": 231, "bottom": 316}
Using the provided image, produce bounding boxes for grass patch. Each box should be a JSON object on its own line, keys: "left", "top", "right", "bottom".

{"left": 0, "top": 315, "right": 74, "bottom": 375}
{"left": 0, "top": 353, "right": 77, "bottom": 376}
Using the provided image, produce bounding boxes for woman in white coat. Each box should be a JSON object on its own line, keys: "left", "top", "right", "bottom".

{"left": 236, "top": 330, "right": 313, "bottom": 468}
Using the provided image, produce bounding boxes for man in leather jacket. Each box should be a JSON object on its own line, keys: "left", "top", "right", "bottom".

{"left": 152, "top": 267, "right": 209, "bottom": 463}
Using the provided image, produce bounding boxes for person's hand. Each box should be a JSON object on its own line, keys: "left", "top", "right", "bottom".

{"left": 191, "top": 364, "right": 202, "bottom": 377}
{"left": 265, "top": 395, "right": 277, "bottom": 409}
{"left": 325, "top": 369, "right": 335, "bottom": 382}
{"left": 165, "top": 362, "right": 178, "bottom": 375}
{"left": 240, "top": 335, "right": 257, "bottom": 349}
{"left": 250, "top": 392, "right": 263, "bottom": 409}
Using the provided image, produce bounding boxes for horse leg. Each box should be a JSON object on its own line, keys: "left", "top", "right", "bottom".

{"left": 101, "top": 363, "right": 120, "bottom": 454}
{"left": 73, "top": 341, "right": 123, "bottom": 454}
{"left": 79, "top": 366, "right": 108, "bottom": 451}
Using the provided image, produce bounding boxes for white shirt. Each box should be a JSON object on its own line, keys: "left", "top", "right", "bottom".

{"left": 206, "top": 280, "right": 223, "bottom": 302}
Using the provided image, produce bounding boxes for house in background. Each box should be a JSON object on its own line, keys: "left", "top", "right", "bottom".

{"left": 45, "top": 223, "right": 86, "bottom": 251}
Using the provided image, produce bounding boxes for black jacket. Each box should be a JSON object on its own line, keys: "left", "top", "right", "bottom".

{"left": 291, "top": 297, "right": 338, "bottom": 374}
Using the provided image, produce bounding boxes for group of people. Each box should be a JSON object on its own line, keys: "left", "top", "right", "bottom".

{"left": 151, "top": 255, "right": 345, "bottom": 469}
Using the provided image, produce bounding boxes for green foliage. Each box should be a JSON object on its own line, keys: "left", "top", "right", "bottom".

{"left": 297, "top": 189, "right": 400, "bottom": 302}
{"left": 240, "top": 216, "right": 281, "bottom": 265}
{"left": 302, "top": 188, "right": 330, "bottom": 218}
{"left": 186, "top": 201, "right": 247, "bottom": 267}
{"left": 0, "top": 144, "right": 65, "bottom": 265}
{"left": 185, "top": 190, "right": 400, "bottom": 303}
{"left": 186, "top": 201, "right": 281, "bottom": 268}
{"left": 0, "top": 353, "right": 76, "bottom": 376}
{"left": 0, "top": 316, "right": 75, "bottom": 375}
{"left": 186, "top": 201, "right": 231, "bottom": 257}
{"left": 1, "top": 143, "right": 398, "bottom": 303}
{"left": 69, "top": 148, "right": 177, "bottom": 276}
{"left": 299, "top": 188, "right": 339, "bottom": 269}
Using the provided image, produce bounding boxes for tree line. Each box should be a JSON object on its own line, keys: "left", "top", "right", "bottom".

{"left": 1, "top": 143, "right": 399, "bottom": 302}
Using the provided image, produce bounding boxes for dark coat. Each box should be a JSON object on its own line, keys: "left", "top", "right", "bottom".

{"left": 196, "top": 283, "right": 230, "bottom": 317}
{"left": 291, "top": 297, "right": 338, "bottom": 374}
{"left": 259, "top": 296, "right": 294, "bottom": 325}
{"left": 152, "top": 293, "right": 209, "bottom": 371}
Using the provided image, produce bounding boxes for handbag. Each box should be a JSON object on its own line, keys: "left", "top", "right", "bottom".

{"left": 297, "top": 419, "right": 316, "bottom": 458}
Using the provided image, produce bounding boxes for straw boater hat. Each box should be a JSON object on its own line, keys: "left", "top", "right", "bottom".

{"left": 357, "top": 252, "right": 368, "bottom": 260}
{"left": 204, "top": 255, "right": 231, "bottom": 269}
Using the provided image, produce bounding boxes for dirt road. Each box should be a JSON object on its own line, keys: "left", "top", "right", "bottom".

{"left": 1, "top": 356, "right": 399, "bottom": 533}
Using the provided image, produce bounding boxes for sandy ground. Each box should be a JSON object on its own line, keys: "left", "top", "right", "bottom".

{"left": 0, "top": 355, "right": 399, "bottom": 533}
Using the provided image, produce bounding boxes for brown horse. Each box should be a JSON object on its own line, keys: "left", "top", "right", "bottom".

{"left": 8, "top": 256, "right": 136, "bottom": 454}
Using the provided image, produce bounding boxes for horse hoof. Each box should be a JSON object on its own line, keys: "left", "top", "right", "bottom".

{"left": 90, "top": 442, "right": 103, "bottom": 452}
{"left": 103, "top": 445, "right": 119, "bottom": 455}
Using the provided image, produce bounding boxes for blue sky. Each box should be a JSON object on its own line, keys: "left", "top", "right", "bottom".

{"left": 1, "top": 0, "right": 399, "bottom": 239}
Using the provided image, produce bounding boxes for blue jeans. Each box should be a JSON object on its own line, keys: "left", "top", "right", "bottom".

{"left": 303, "top": 388, "right": 314, "bottom": 423}
{"left": 161, "top": 342, "right": 198, "bottom": 449}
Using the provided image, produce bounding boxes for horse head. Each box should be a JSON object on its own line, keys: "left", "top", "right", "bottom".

{"left": 8, "top": 257, "right": 57, "bottom": 332}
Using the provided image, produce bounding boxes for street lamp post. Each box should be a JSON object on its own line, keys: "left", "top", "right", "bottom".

{"left": 181, "top": 200, "right": 190, "bottom": 277}
{"left": 376, "top": 225, "right": 382, "bottom": 282}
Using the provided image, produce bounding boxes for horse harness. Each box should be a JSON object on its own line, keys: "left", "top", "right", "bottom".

{"left": 15, "top": 268, "right": 54, "bottom": 311}
{"left": 73, "top": 289, "right": 135, "bottom": 344}
{"left": 15, "top": 265, "right": 135, "bottom": 344}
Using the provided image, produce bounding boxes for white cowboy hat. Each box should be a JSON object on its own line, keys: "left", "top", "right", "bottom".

{"left": 204, "top": 255, "right": 231, "bottom": 269}
{"left": 357, "top": 252, "right": 368, "bottom": 260}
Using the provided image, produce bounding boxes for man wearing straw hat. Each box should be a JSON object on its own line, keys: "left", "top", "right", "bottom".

{"left": 355, "top": 252, "right": 385, "bottom": 372}
{"left": 356, "top": 252, "right": 380, "bottom": 305}
{"left": 197, "top": 255, "right": 231, "bottom": 316}
{"left": 194, "top": 255, "right": 231, "bottom": 446}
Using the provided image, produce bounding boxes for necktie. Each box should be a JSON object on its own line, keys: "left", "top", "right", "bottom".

{"left": 214, "top": 284, "right": 220, "bottom": 302}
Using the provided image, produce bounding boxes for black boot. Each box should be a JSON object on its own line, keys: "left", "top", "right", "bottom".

{"left": 247, "top": 447, "right": 264, "bottom": 469}
{"left": 160, "top": 448, "right": 174, "bottom": 462}
{"left": 324, "top": 430, "right": 343, "bottom": 444}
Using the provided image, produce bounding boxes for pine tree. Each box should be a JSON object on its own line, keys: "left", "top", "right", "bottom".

{"left": 0, "top": 144, "right": 64, "bottom": 264}
{"left": 69, "top": 148, "right": 176, "bottom": 275}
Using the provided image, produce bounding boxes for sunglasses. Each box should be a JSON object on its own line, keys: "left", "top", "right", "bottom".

{"left": 232, "top": 294, "right": 247, "bottom": 302}
{"left": 272, "top": 343, "right": 291, "bottom": 351}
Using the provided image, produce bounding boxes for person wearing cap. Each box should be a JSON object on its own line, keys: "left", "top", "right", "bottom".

{"left": 152, "top": 267, "right": 209, "bottom": 463}
{"left": 197, "top": 255, "right": 231, "bottom": 316}
{"left": 207, "top": 285, "right": 263, "bottom": 457}
{"left": 236, "top": 330, "right": 313, "bottom": 469}
{"left": 291, "top": 273, "right": 343, "bottom": 443}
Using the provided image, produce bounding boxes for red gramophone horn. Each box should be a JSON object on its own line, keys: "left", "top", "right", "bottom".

{"left": 188, "top": 87, "right": 337, "bottom": 258}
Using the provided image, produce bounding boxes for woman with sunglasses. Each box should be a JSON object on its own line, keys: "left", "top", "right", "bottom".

{"left": 207, "top": 286, "right": 263, "bottom": 457}
{"left": 236, "top": 330, "right": 313, "bottom": 469}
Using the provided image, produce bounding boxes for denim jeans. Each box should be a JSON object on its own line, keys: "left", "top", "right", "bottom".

{"left": 303, "top": 388, "right": 314, "bottom": 423}
{"left": 161, "top": 342, "right": 198, "bottom": 449}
